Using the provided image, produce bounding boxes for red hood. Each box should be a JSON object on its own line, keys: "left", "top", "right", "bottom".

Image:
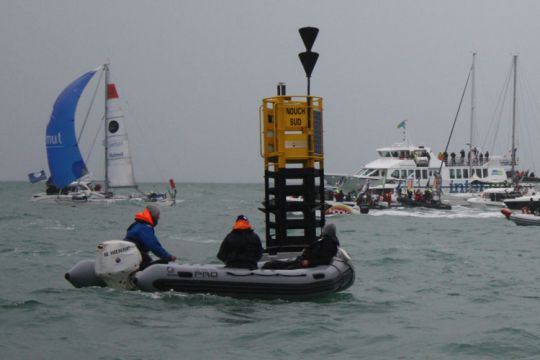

{"left": 135, "top": 208, "right": 154, "bottom": 226}
{"left": 232, "top": 219, "right": 251, "bottom": 230}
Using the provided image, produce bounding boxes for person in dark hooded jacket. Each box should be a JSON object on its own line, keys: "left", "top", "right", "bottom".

{"left": 297, "top": 223, "right": 340, "bottom": 267}
{"left": 124, "top": 205, "right": 176, "bottom": 270}
{"left": 262, "top": 223, "right": 340, "bottom": 270}
{"left": 217, "top": 215, "right": 263, "bottom": 269}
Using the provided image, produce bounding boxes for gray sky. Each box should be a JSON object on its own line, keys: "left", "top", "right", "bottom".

{"left": 3, "top": 0, "right": 540, "bottom": 184}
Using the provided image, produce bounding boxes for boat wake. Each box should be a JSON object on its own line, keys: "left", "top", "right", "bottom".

{"left": 368, "top": 205, "right": 501, "bottom": 219}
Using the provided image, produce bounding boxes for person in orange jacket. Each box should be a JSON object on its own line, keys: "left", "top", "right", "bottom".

{"left": 124, "top": 205, "right": 176, "bottom": 270}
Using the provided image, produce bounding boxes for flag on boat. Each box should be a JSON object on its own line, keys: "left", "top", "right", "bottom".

{"left": 397, "top": 120, "right": 407, "bottom": 129}
{"left": 359, "top": 180, "right": 370, "bottom": 194}
{"left": 395, "top": 180, "right": 402, "bottom": 192}
{"left": 406, "top": 172, "right": 414, "bottom": 190}
{"left": 28, "top": 170, "right": 47, "bottom": 183}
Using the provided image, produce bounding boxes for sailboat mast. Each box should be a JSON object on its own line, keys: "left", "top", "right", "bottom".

{"left": 104, "top": 63, "right": 109, "bottom": 193}
{"left": 469, "top": 52, "right": 476, "bottom": 178}
{"left": 511, "top": 55, "right": 517, "bottom": 180}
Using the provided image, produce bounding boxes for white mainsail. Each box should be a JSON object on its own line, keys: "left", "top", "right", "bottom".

{"left": 105, "top": 67, "right": 136, "bottom": 189}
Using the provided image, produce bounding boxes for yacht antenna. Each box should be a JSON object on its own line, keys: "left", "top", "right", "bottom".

{"left": 438, "top": 61, "right": 472, "bottom": 176}
{"left": 469, "top": 53, "right": 476, "bottom": 180}
{"left": 403, "top": 122, "right": 407, "bottom": 143}
{"left": 104, "top": 63, "right": 109, "bottom": 193}
{"left": 397, "top": 119, "right": 407, "bottom": 143}
{"left": 511, "top": 55, "right": 517, "bottom": 181}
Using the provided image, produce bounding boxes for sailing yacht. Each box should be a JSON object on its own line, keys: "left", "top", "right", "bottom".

{"left": 467, "top": 55, "right": 533, "bottom": 206}
{"left": 32, "top": 64, "right": 175, "bottom": 205}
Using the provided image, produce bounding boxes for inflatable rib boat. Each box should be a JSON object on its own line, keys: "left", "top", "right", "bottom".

{"left": 501, "top": 207, "right": 540, "bottom": 226}
{"left": 65, "top": 240, "right": 355, "bottom": 300}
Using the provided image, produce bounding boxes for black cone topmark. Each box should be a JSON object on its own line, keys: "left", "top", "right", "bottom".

{"left": 299, "top": 27, "right": 319, "bottom": 52}
{"left": 298, "top": 51, "right": 319, "bottom": 78}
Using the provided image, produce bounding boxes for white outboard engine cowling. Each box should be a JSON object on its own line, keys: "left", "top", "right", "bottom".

{"left": 94, "top": 240, "right": 142, "bottom": 289}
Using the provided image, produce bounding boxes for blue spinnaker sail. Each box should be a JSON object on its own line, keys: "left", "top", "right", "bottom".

{"left": 46, "top": 69, "right": 97, "bottom": 188}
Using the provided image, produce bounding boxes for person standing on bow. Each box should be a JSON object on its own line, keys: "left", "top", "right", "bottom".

{"left": 217, "top": 215, "right": 263, "bottom": 270}
{"left": 124, "top": 205, "right": 176, "bottom": 270}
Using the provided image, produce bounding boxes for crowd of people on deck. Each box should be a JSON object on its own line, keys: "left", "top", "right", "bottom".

{"left": 124, "top": 205, "right": 341, "bottom": 272}
{"left": 404, "top": 188, "right": 434, "bottom": 203}
{"left": 438, "top": 147, "right": 490, "bottom": 166}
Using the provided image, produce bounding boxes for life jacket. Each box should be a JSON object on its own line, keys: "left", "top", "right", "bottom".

{"left": 134, "top": 208, "right": 155, "bottom": 226}
{"left": 233, "top": 219, "right": 251, "bottom": 230}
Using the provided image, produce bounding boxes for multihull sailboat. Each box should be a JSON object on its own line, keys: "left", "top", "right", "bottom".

{"left": 31, "top": 64, "right": 176, "bottom": 205}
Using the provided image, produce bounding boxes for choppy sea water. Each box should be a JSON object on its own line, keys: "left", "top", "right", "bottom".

{"left": 2, "top": 181, "right": 540, "bottom": 359}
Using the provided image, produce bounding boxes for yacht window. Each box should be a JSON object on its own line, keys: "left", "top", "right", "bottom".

{"left": 369, "top": 170, "right": 380, "bottom": 177}
{"left": 392, "top": 151, "right": 399, "bottom": 157}
{"left": 450, "top": 169, "right": 455, "bottom": 179}
{"left": 476, "top": 169, "right": 482, "bottom": 178}
{"left": 429, "top": 170, "right": 433, "bottom": 176}
{"left": 407, "top": 170, "right": 414, "bottom": 178}
{"left": 378, "top": 151, "right": 384, "bottom": 157}
{"left": 385, "top": 152, "right": 391, "bottom": 157}
{"left": 483, "top": 169, "right": 488, "bottom": 178}
{"left": 456, "top": 169, "right": 462, "bottom": 179}
{"left": 381, "top": 170, "right": 386, "bottom": 177}
{"left": 401, "top": 170, "right": 407, "bottom": 179}
{"left": 463, "top": 169, "right": 469, "bottom": 178}
{"left": 422, "top": 170, "right": 428, "bottom": 179}
{"left": 415, "top": 170, "right": 421, "bottom": 179}
{"left": 391, "top": 170, "right": 399, "bottom": 178}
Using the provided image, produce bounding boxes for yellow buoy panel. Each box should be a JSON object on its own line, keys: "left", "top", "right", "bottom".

{"left": 261, "top": 95, "right": 323, "bottom": 168}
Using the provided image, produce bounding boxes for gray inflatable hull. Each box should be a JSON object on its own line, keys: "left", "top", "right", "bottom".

{"left": 65, "top": 259, "right": 106, "bottom": 288}
{"left": 133, "top": 258, "right": 355, "bottom": 299}
{"left": 66, "top": 257, "right": 354, "bottom": 300}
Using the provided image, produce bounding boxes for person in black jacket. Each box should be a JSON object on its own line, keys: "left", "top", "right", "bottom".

{"left": 262, "top": 223, "right": 340, "bottom": 270}
{"left": 217, "top": 215, "right": 263, "bottom": 269}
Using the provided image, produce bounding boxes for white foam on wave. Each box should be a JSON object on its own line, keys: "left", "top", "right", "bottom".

{"left": 170, "top": 234, "right": 219, "bottom": 244}
{"left": 368, "top": 205, "right": 502, "bottom": 219}
{"left": 45, "top": 220, "right": 75, "bottom": 231}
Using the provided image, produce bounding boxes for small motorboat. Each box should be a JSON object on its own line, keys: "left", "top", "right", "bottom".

{"left": 65, "top": 240, "right": 355, "bottom": 300}
{"left": 467, "top": 187, "right": 523, "bottom": 208}
{"left": 397, "top": 197, "right": 452, "bottom": 210}
{"left": 503, "top": 194, "right": 540, "bottom": 210}
{"left": 500, "top": 207, "right": 540, "bottom": 226}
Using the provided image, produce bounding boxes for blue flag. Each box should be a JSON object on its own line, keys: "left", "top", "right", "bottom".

{"left": 397, "top": 120, "right": 406, "bottom": 129}
{"left": 28, "top": 170, "right": 47, "bottom": 183}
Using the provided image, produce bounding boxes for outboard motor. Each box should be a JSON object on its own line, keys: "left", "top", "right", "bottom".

{"left": 94, "top": 240, "right": 142, "bottom": 289}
